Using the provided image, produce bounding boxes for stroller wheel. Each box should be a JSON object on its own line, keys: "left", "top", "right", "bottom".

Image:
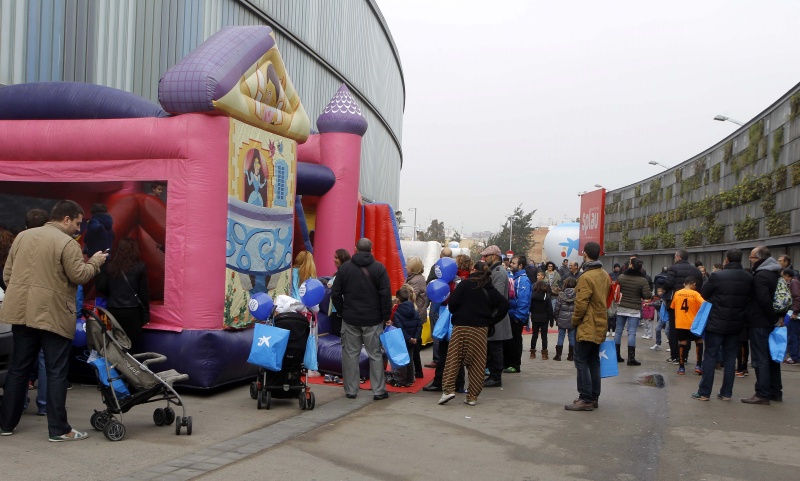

{"left": 298, "top": 393, "right": 307, "bottom": 410}
{"left": 90, "top": 411, "right": 109, "bottom": 431}
{"left": 249, "top": 382, "right": 258, "bottom": 400}
{"left": 186, "top": 416, "right": 193, "bottom": 436}
{"left": 308, "top": 392, "right": 316, "bottom": 410}
{"left": 103, "top": 420, "right": 126, "bottom": 442}
{"left": 175, "top": 417, "right": 182, "bottom": 435}
{"left": 257, "top": 389, "right": 265, "bottom": 410}
{"left": 164, "top": 407, "right": 176, "bottom": 425}
{"left": 153, "top": 408, "right": 166, "bottom": 426}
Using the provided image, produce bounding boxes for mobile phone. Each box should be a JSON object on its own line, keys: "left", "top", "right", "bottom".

{"left": 103, "top": 249, "right": 110, "bottom": 253}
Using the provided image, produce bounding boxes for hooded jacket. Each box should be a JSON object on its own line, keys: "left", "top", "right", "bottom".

{"left": 571, "top": 261, "right": 611, "bottom": 344}
{"left": 700, "top": 261, "right": 752, "bottom": 335}
{"left": 331, "top": 252, "right": 392, "bottom": 327}
{"left": 529, "top": 289, "right": 553, "bottom": 323}
{"left": 392, "top": 300, "right": 422, "bottom": 342}
{"left": 1, "top": 222, "right": 103, "bottom": 339}
{"left": 83, "top": 212, "right": 114, "bottom": 255}
{"left": 747, "top": 256, "right": 781, "bottom": 328}
{"left": 508, "top": 269, "right": 531, "bottom": 321}
{"left": 554, "top": 288, "right": 576, "bottom": 330}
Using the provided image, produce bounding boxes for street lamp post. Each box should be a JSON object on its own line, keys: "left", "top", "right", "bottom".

{"left": 507, "top": 214, "right": 519, "bottom": 253}
{"left": 713, "top": 115, "right": 744, "bottom": 126}
{"left": 408, "top": 207, "right": 417, "bottom": 241}
{"left": 648, "top": 160, "right": 669, "bottom": 169}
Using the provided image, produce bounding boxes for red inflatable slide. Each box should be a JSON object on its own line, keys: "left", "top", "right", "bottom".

{"left": 357, "top": 203, "right": 406, "bottom": 294}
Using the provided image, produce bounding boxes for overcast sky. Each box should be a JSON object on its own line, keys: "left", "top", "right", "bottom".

{"left": 376, "top": 0, "right": 800, "bottom": 236}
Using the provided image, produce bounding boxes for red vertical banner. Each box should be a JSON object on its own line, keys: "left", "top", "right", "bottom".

{"left": 579, "top": 188, "right": 606, "bottom": 255}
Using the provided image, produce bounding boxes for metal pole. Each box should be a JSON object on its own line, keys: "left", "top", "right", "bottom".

{"left": 509, "top": 216, "right": 513, "bottom": 252}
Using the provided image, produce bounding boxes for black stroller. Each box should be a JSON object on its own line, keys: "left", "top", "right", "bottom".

{"left": 249, "top": 312, "right": 316, "bottom": 410}
{"left": 83, "top": 307, "right": 192, "bottom": 441}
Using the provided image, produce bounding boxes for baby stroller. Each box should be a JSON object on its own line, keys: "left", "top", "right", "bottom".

{"left": 249, "top": 311, "right": 316, "bottom": 410}
{"left": 83, "top": 307, "right": 191, "bottom": 441}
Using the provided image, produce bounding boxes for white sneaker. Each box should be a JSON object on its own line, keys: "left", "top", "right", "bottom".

{"left": 666, "top": 348, "right": 671, "bottom": 352}
{"left": 642, "top": 335, "right": 652, "bottom": 340}
{"left": 650, "top": 344, "right": 661, "bottom": 351}
{"left": 438, "top": 393, "right": 455, "bottom": 405}
{"left": 464, "top": 399, "right": 476, "bottom": 406}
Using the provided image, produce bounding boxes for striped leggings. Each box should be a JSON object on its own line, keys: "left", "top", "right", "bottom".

{"left": 442, "top": 325, "right": 488, "bottom": 401}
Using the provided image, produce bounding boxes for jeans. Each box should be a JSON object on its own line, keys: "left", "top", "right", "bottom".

{"left": 787, "top": 317, "right": 800, "bottom": 361}
{"left": 697, "top": 330, "right": 738, "bottom": 398}
{"left": 749, "top": 326, "right": 782, "bottom": 399}
{"left": 574, "top": 341, "right": 601, "bottom": 403}
{"left": 23, "top": 350, "right": 47, "bottom": 413}
{"left": 341, "top": 322, "right": 386, "bottom": 397}
{"left": 614, "top": 315, "right": 640, "bottom": 347}
{"left": 0, "top": 325, "right": 72, "bottom": 437}
{"left": 556, "top": 328, "right": 576, "bottom": 347}
{"left": 654, "top": 315, "right": 667, "bottom": 345}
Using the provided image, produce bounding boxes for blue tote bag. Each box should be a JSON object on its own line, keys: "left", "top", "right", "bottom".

{"left": 247, "top": 323, "right": 290, "bottom": 371}
{"left": 690, "top": 302, "right": 712, "bottom": 336}
{"left": 380, "top": 326, "right": 410, "bottom": 369}
{"left": 304, "top": 334, "right": 318, "bottom": 371}
{"left": 769, "top": 326, "right": 788, "bottom": 363}
{"left": 432, "top": 306, "right": 452, "bottom": 341}
{"left": 599, "top": 340, "right": 618, "bottom": 378}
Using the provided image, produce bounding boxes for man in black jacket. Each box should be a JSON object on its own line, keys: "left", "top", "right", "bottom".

{"left": 331, "top": 238, "right": 392, "bottom": 401}
{"left": 741, "top": 246, "right": 783, "bottom": 405}
{"left": 662, "top": 250, "right": 703, "bottom": 363}
{"left": 694, "top": 249, "right": 753, "bottom": 401}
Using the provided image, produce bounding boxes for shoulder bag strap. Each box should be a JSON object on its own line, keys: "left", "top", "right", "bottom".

{"left": 360, "top": 266, "right": 380, "bottom": 293}
{"left": 121, "top": 273, "right": 146, "bottom": 310}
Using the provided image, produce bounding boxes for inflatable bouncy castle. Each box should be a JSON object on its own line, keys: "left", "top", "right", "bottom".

{"left": 0, "top": 26, "right": 406, "bottom": 388}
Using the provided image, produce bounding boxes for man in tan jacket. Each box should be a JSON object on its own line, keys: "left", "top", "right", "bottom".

{"left": 565, "top": 242, "right": 611, "bottom": 411}
{"left": 0, "top": 200, "right": 107, "bottom": 441}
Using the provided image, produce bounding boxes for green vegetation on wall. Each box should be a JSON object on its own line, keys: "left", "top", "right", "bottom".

{"left": 734, "top": 215, "right": 759, "bottom": 241}
{"left": 772, "top": 125, "right": 785, "bottom": 163}
{"left": 682, "top": 227, "right": 702, "bottom": 247}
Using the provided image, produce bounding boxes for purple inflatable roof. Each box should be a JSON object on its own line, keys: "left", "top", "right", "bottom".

{"left": 158, "top": 26, "right": 275, "bottom": 114}
{"left": 317, "top": 85, "right": 368, "bottom": 136}
{"left": 0, "top": 82, "right": 169, "bottom": 120}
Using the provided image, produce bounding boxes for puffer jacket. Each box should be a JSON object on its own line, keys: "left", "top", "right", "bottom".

{"left": 617, "top": 272, "right": 652, "bottom": 310}
{"left": 701, "top": 262, "right": 752, "bottom": 335}
{"left": 1, "top": 222, "right": 103, "bottom": 339}
{"left": 554, "top": 288, "right": 576, "bottom": 329}
{"left": 508, "top": 269, "right": 531, "bottom": 321}
{"left": 392, "top": 300, "right": 422, "bottom": 342}
{"left": 572, "top": 261, "right": 611, "bottom": 344}
{"left": 406, "top": 273, "right": 428, "bottom": 324}
{"left": 83, "top": 212, "right": 114, "bottom": 255}
{"left": 747, "top": 257, "right": 781, "bottom": 328}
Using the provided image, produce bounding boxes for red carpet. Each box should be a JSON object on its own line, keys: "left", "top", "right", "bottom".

{"left": 307, "top": 367, "right": 435, "bottom": 393}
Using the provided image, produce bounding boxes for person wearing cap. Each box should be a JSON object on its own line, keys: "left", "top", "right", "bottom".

{"left": 480, "top": 245, "right": 512, "bottom": 388}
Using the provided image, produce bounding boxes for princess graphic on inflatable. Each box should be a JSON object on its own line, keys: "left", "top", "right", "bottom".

{"left": 246, "top": 150, "right": 268, "bottom": 207}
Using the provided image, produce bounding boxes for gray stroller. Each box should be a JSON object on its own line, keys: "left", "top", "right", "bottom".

{"left": 83, "top": 307, "right": 191, "bottom": 441}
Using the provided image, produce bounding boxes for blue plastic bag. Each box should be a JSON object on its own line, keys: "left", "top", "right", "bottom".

{"left": 690, "top": 302, "right": 712, "bottom": 336}
{"left": 380, "top": 326, "right": 410, "bottom": 369}
{"left": 247, "top": 323, "right": 290, "bottom": 371}
{"left": 769, "top": 326, "right": 788, "bottom": 363}
{"left": 658, "top": 302, "right": 669, "bottom": 323}
{"left": 304, "top": 334, "right": 318, "bottom": 371}
{"left": 432, "top": 306, "right": 452, "bottom": 341}
{"left": 88, "top": 357, "right": 130, "bottom": 399}
{"left": 599, "top": 340, "right": 618, "bottom": 378}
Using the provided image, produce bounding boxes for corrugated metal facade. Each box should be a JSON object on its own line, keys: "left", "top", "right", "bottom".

{"left": 0, "top": 0, "right": 404, "bottom": 205}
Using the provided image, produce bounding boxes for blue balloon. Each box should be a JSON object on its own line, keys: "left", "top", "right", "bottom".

{"left": 434, "top": 257, "right": 457, "bottom": 283}
{"left": 426, "top": 279, "right": 450, "bottom": 304}
{"left": 73, "top": 318, "right": 87, "bottom": 347}
{"left": 300, "top": 278, "right": 325, "bottom": 307}
{"left": 248, "top": 293, "right": 274, "bottom": 321}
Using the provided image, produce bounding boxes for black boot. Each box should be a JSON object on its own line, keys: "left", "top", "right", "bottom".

{"left": 567, "top": 345, "right": 574, "bottom": 361}
{"left": 627, "top": 346, "right": 641, "bottom": 366}
{"left": 616, "top": 344, "right": 624, "bottom": 363}
{"left": 554, "top": 345, "right": 563, "bottom": 361}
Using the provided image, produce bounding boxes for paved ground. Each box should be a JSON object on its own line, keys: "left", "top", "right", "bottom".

{"left": 2, "top": 334, "right": 799, "bottom": 481}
